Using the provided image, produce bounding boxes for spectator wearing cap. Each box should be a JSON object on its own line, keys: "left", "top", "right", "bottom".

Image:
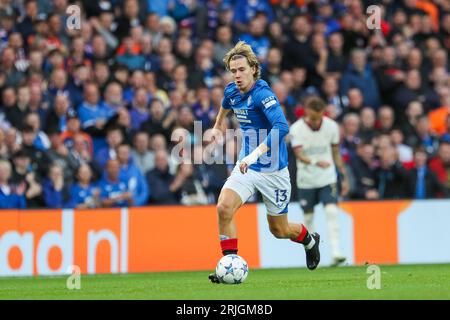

{"left": 340, "top": 49, "right": 381, "bottom": 109}
{"left": 117, "top": 143, "right": 149, "bottom": 206}
{"left": 70, "top": 164, "right": 100, "bottom": 209}
{"left": 42, "top": 163, "right": 73, "bottom": 208}
{"left": 10, "top": 149, "right": 43, "bottom": 208}
{"left": 407, "top": 146, "right": 448, "bottom": 199}
{"left": 0, "top": 159, "right": 26, "bottom": 209}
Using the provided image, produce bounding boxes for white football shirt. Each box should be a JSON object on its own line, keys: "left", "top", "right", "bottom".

{"left": 289, "top": 117, "right": 340, "bottom": 188}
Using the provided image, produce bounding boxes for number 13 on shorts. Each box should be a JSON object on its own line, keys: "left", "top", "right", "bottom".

{"left": 275, "top": 189, "right": 288, "bottom": 204}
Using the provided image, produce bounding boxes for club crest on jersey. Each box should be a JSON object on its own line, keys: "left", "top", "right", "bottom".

{"left": 262, "top": 96, "right": 277, "bottom": 109}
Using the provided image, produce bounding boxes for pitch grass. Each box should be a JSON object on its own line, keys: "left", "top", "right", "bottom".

{"left": 0, "top": 264, "right": 449, "bottom": 300}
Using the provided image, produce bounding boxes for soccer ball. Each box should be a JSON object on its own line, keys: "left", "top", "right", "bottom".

{"left": 215, "top": 254, "right": 249, "bottom": 284}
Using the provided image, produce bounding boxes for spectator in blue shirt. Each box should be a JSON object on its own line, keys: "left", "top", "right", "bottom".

{"left": 129, "top": 87, "right": 150, "bottom": 131}
{"left": 95, "top": 126, "right": 124, "bottom": 167}
{"left": 42, "top": 163, "right": 73, "bottom": 208}
{"left": 98, "top": 159, "right": 133, "bottom": 207}
{"left": 70, "top": 164, "right": 100, "bottom": 209}
{"left": 240, "top": 16, "right": 271, "bottom": 63}
{"left": 232, "top": 0, "right": 274, "bottom": 33}
{"left": 340, "top": 49, "right": 381, "bottom": 109}
{"left": 77, "top": 82, "right": 116, "bottom": 152}
{"left": 0, "top": 159, "right": 26, "bottom": 209}
{"left": 117, "top": 143, "right": 149, "bottom": 206}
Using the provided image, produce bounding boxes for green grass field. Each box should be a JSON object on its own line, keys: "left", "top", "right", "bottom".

{"left": 1, "top": 264, "right": 449, "bottom": 300}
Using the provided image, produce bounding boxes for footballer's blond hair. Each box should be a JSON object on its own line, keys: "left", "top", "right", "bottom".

{"left": 223, "top": 41, "right": 261, "bottom": 80}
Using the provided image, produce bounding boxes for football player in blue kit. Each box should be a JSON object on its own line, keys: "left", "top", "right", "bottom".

{"left": 209, "top": 41, "right": 320, "bottom": 283}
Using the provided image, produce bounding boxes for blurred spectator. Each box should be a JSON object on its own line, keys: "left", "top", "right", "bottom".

{"left": 70, "top": 163, "right": 100, "bottom": 209}
{"left": 377, "top": 105, "right": 395, "bottom": 134}
{"left": 359, "top": 107, "right": 377, "bottom": 142}
{"left": 390, "top": 128, "right": 414, "bottom": 166}
{"left": 340, "top": 49, "right": 380, "bottom": 109}
{"left": 409, "top": 115, "right": 440, "bottom": 156}
{"left": 282, "top": 14, "right": 312, "bottom": 71}
{"left": 77, "top": 82, "right": 115, "bottom": 149}
{"left": 376, "top": 143, "right": 410, "bottom": 199}
{"left": 99, "top": 159, "right": 133, "bottom": 207}
{"left": 233, "top": 0, "right": 274, "bottom": 33}
{"left": 10, "top": 149, "right": 42, "bottom": 207}
{"left": 117, "top": 143, "right": 149, "bottom": 206}
{"left": 178, "top": 162, "right": 208, "bottom": 205}
{"left": 213, "top": 25, "right": 234, "bottom": 67}
{"left": 46, "top": 129, "right": 78, "bottom": 185}
{"left": 429, "top": 140, "right": 450, "bottom": 194}
{"left": 321, "top": 76, "right": 348, "bottom": 118}
{"left": 140, "top": 98, "right": 175, "bottom": 142}
{"left": 129, "top": 87, "right": 151, "bottom": 131}
{"left": 131, "top": 131, "right": 154, "bottom": 175}
{"left": 45, "top": 93, "right": 70, "bottom": 134}
{"left": 341, "top": 113, "right": 361, "bottom": 161}
{"left": 24, "top": 112, "right": 50, "bottom": 151}
{"left": 95, "top": 126, "right": 124, "bottom": 167}
{"left": 341, "top": 88, "right": 364, "bottom": 119}
{"left": 42, "top": 163, "right": 72, "bottom": 208}
{"left": 240, "top": 16, "right": 271, "bottom": 63}
{"left": 0, "top": 159, "right": 26, "bottom": 208}
{"left": 407, "top": 146, "right": 448, "bottom": 199}
{"left": 261, "top": 47, "right": 282, "bottom": 86}
{"left": 147, "top": 150, "right": 180, "bottom": 204}
{"left": 60, "top": 109, "right": 94, "bottom": 157}
{"left": 20, "top": 124, "right": 50, "bottom": 177}
{"left": 349, "top": 141, "right": 379, "bottom": 200}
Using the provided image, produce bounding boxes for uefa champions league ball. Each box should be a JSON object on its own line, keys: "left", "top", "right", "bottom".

{"left": 215, "top": 254, "right": 249, "bottom": 284}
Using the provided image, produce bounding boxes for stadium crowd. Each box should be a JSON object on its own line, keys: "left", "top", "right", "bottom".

{"left": 0, "top": 0, "right": 449, "bottom": 209}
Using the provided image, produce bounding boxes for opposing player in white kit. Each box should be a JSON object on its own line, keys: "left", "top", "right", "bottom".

{"left": 208, "top": 41, "right": 320, "bottom": 283}
{"left": 290, "top": 96, "right": 349, "bottom": 266}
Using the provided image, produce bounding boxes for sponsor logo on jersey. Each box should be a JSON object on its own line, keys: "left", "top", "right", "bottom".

{"left": 262, "top": 96, "right": 277, "bottom": 109}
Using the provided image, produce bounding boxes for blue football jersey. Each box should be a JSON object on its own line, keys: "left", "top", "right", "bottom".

{"left": 222, "top": 79, "right": 289, "bottom": 172}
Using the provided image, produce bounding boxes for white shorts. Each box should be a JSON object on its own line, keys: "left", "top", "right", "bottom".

{"left": 222, "top": 164, "right": 291, "bottom": 216}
